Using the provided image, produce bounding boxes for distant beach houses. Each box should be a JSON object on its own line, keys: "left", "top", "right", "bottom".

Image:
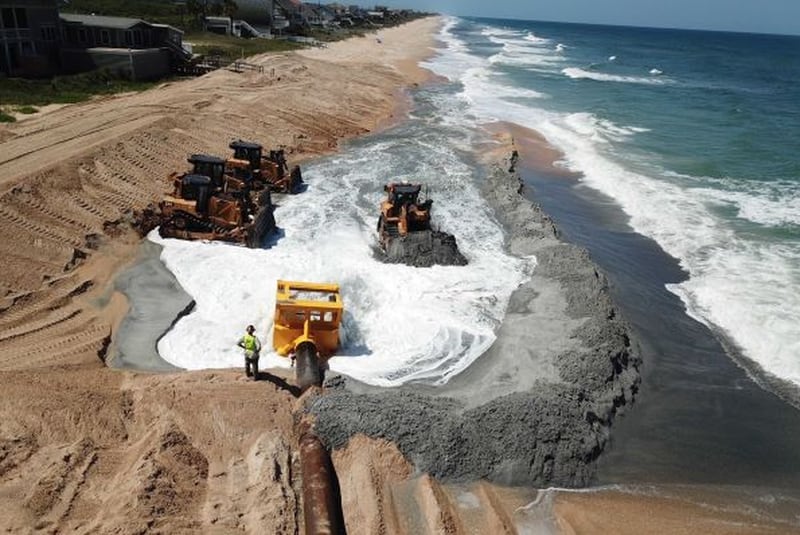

{"left": 0, "top": 0, "right": 422, "bottom": 79}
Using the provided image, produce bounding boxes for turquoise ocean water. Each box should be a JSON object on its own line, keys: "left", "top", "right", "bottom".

{"left": 424, "top": 16, "right": 800, "bottom": 392}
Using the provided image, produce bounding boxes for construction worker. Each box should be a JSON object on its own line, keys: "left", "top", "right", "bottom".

{"left": 237, "top": 324, "right": 261, "bottom": 380}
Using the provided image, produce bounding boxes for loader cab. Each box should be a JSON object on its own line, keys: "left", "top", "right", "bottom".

{"left": 180, "top": 174, "right": 213, "bottom": 215}
{"left": 386, "top": 183, "right": 422, "bottom": 208}
{"left": 189, "top": 154, "right": 226, "bottom": 188}
{"left": 267, "top": 149, "right": 287, "bottom": 171}
{"left": 229, "top": 140, "right": 263, "bottom": 170}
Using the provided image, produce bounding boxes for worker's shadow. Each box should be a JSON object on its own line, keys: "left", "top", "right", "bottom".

{"left": 255, "top": 371, "right": 302, "bottom": 397}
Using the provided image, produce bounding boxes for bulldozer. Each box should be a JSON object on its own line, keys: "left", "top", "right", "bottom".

{"left": 377, "top": 183, "right": 433, "bottom": 249}
{"left": 272, "top": 280, "right": 343, "bottom": 388}
{"left": 376, "top": 182, "right": 467, "bottom": 267}
{"left": 155, "top": 154, "right": 275, "bottom": 247}
{"left": 227, "top": 140, "right": 304, "bottom": 194}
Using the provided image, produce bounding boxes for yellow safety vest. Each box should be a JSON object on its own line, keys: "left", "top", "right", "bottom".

{"left": 243, "top": 333, "right": 257, "bottom": 351}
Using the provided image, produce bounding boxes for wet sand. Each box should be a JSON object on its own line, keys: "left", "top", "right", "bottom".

{"left": 498, "top": 119, "right": 800, "bottom": 531}
{"left": 553, "top": 485, "right": 800, "bottom": 534}
{"left": 109, "top": 238, "right": 187, "bottom": 372}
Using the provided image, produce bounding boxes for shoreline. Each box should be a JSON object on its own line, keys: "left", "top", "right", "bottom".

{"left": 506, "top": 119, "right": 800, "bottom": 489}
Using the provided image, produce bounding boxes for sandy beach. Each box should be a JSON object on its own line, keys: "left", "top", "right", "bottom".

{"left": 2, "top": 14, "right": 798, "bottom": 535}
{"left": 0, "top": 18, "right": 444, "bottom": 532}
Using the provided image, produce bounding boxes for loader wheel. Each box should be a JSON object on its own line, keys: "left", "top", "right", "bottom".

{"left": 295, "top": 341, "right": 322, "bottom": 389}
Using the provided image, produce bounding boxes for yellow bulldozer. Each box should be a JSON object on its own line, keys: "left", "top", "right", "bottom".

{"left": 156, "top": 154, "right": 276, "bottom": 247}
{"left": 377, "top": 182, "right": 433, "bottom": 250}
{"left": 273, "top": 280, "right": 343, "bottom": 388}
{"left": 375, "top": 182, "right": 468, "bottom": 267}
{"left": 227, "top": 140, "right": 304, "bottom": 194}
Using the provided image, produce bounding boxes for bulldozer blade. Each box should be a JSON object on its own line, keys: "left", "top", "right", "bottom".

{"left": 382, "top": 229, "right": 468, "bottom": 267}
{"left": 246, "top": 204, "right": 277, "bottom": 248}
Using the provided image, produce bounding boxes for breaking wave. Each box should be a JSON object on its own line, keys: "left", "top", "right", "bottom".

{"left": 562, "top": 67, "right": 671, "bottom": 85}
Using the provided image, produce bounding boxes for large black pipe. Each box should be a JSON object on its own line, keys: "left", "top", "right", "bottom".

{"left": 298, "top": 430, "right": 345, "bottom": 534}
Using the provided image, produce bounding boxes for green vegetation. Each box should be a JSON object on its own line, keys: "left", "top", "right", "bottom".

{"left": 185, "top": 32, "right": 303, "bottom": 61}
{"left": 61, "top": 0, "right": 189, "bottom": 29}
{"left": 0, "top": 69, "right": 160, "bottom": 106}
{"left": 14, "top": 105, "right": 38, "bottom": 114}
{"left": 0, "top": 111, "right": 16, "bottom": 123}
{"left": 63, "top": 0, "right": 241, "bottom": 32}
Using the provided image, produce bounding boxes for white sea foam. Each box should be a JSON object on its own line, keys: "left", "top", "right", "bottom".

{"left": 425, "top": 18, "right": 800, "bottom": 389}
{"left": 532, "top": 114, "right": 800, "bottom": 388}
{"left": 481, "top": 26, "right": 520, "bottom": 37}
{"left": 524, "top": 32, "right": 549, "bottom": 44}
{"left": 650, "top": 68, "right": 663, "bottom": 75}
{"left": 696, "top": 184, "right": 800, "bottom": 227}
{"left": 155, "top": 126, "right": 533, "bottom": 386}
{"left": 562, "top": 67, "right": 670, "bottom": 85}
{"left": 555, "top": 43, "right": 566, "bottom": 52}
{"left": 488, "top": 40, "right": 565, "bottom": 71}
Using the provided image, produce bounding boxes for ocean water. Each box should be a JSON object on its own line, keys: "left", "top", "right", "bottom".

{"left": 423, "top": 17, "right": 800, "bottom": 391}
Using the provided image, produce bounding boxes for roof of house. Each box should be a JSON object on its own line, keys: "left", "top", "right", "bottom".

{"left": 60, "top": 13, "right": 182, "bottom": 33}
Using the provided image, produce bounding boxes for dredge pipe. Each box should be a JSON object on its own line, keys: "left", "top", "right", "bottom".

{"left": 299, "top": 430, "right": 345, "bottom": 534}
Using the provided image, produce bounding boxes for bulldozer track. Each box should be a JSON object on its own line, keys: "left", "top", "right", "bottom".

{"left": 67, "top": 191, "right": 118, "bottom": 223}
{"left": 0, "top": 307, "right": 81, "bottom": 344}
{"left": 0, "top": 318, "right": 107, "bottom": 364}
{"left": 0, "top": 203, "right": 85, "bottom": 249}
{"left": 16, "top": 195, "right": 96, "bottom": 234}
{"left": 0, "top": 276, "right": 84, "bottom": 327}
{"left": 0, "top": 246, "right": 66, "bottom": 284}
{"left": 0, "top": 319, "right": 104, "bottom": 371}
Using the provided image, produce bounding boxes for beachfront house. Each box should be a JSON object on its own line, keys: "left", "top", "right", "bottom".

{"left": 59, "top": 14, "right": 189, "bottom": 80}
{"left": 0, "top": 0, "right": 61, "bottom": 77}
{"left": 273, "top": 0, "right": 307, "bottom": 32}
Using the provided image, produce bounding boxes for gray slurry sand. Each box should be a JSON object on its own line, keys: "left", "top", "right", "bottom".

{"left": 109, "top": 239, "right": 188, "bottom": 372}
{"left": 310, "top": 153, "right": 641, "bottom": 486}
